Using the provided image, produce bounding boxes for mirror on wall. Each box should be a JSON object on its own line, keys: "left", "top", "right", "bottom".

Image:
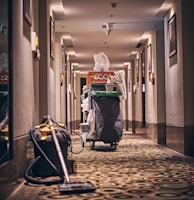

{"left": 0, "top": 0, "right": 11, "bottom": 164}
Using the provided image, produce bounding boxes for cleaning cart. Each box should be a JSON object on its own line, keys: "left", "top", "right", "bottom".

{"left": 80, "top": 72, "right": 124, "bottom": 150}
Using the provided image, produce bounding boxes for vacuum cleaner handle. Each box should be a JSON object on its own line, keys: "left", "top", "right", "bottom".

{"left": 47, "top": 115, "right": 70, "bottom": 183}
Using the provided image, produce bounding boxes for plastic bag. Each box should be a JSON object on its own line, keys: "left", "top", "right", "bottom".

{"left": 114, "top": 72, "right": 127, "bottom": 99}
{"left": 93, "top": 52, "right": 110, "bottom": 72}
{"left": 108, "top": 72, "right": 127, "bottom": 99}
{"left": 0, "top": 53, "right": 8, "bottom": 72}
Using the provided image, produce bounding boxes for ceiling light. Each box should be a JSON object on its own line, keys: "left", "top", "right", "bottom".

{"left": 62, "top": 34, "right": 71, "bottom": 40}
{"left": 72, "top": 63, "right": 79, "bottom": 67}
{"left": 111, "top": 3, "right": 118, "bottom": 8}
{"left": 51, "top": 4, "right": 63, "bottom": 11}
{"left": 68, "top": 51, "right": 75, "bottom": 56}
{"left": 102, "top": 23, "right": 114, "bottom": 36}
{"left": 152, "top": 24, "right": 157, "bottom": 28}
{"left": 55, "top": 6, "right": 63, "bottom": 10}
{"left": 123, "top": 62, "right": 130, "bottom": 66}
{"left": 136, "top": 43, "right": 142, "bottom": 48}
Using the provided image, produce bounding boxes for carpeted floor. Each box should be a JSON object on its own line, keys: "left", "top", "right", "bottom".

{"left": 6, "top": 131, "right": 194, "bottom": 199}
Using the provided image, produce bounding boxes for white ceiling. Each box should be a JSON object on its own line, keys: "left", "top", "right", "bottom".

{"left": 51, "top": 0, "right": 174, "bottom": 70}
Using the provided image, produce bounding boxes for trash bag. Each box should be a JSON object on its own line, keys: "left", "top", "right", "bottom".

{"left": 93, "top": 52, "right": 110, "bottom": 72}
{"left": 92, "top": 96, "right": 123, "bottom": 143}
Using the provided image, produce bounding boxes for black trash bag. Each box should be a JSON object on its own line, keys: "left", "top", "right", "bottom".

{"left": 92, "top": 96, "right": 123, "bottom": 143}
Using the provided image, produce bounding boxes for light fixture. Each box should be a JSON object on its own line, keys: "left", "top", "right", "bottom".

{"left": 31, "top": 32, "right": 36, "bottom": 51}
{"left": 111, "top": 3, "right": 118, "bottom": 8}
{"left": 102, "top": 23, "right": 114, "bottom": 36}
{"left": 31, "top": 32, "right": 40, "bottom": 60}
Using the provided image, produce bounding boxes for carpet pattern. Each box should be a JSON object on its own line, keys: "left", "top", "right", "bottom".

{"left": 8, "top": 132, "right": 194, "bottom": 199}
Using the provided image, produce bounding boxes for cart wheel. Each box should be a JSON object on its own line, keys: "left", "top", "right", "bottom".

{"left": 110, "top": 142, "right": 117, "bottom": 150}
{"left": 90, "top": 141, "right": 95, "bottom": 150}
{"left": 81, "top": 138, "right": 84, "bottom": 147}
{"left": 67, "top": 159, "right": 77, "bottom": 174}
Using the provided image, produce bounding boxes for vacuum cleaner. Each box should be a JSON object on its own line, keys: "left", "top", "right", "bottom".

{"left": 0, "top": 115, "right": 9, "bottom": 164}
{"left": 25, "top": 115, "right": 96, "bottom": 194}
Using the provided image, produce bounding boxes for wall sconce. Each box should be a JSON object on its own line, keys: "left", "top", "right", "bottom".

{"left": 60, "top": 73, "right": 64, "bottom": 87}
{"left": 102, "top": 23, "right": 113, "bottom": 36}
{"left": 149, "top": 72, "right": 155, "bottom": 85}
{"left": 31, "top": 32, "right": 37, "bottom": 51}
{"left": 133, "top": 84, "right": 137, "bottom": 93}
{"left": 31, "top": 31, "right": 40, "bottom": 60}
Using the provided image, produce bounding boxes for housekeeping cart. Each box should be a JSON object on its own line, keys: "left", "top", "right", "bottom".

{"left": 80, "top": 81, "right": 123, "bottom": 150}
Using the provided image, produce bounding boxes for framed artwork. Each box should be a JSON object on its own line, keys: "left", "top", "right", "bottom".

{"left": 23, "top": 0, "right": 31, "bottom": 26}
{"left": 168, "top": 14, "right": 177, "bottom": 58}
{"left": 50, "top": 16, "right": 55, "bottom": 59}
{"left": 147, "top": 44, "right": 152, "bottom": 73}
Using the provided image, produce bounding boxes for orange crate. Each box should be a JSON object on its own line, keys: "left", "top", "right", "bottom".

{"left": 86, "top": 71, "right": 114, "bottom": 86}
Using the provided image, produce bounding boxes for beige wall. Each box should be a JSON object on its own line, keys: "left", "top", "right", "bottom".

{"left": 54, "top": 39, "right": 61, "bottom": 121}
{"left": 165, "top": 0, "right": 184, "bottom": 126}
{"left": 11, "top": 0, "right": 59, "bottom": 140}
{"left": 145, "top": 32, "right": 159, "bottom": 124}
{"left": 129, "top": 29, "right": 165, "bottom": 126}
{"left": 164, "top": 0, "right": 194, "bottom": 127}
{"left": 12, "top": 0, "right": 35, "bottom": 137}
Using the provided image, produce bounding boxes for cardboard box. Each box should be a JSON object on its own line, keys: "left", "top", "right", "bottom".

{"left": 105, "top": 84, "right": 120, "bottom": 92}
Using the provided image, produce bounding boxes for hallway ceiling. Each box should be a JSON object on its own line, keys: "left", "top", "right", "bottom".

{"left": 51, "top": 0, "right": 174, "bottom": 70}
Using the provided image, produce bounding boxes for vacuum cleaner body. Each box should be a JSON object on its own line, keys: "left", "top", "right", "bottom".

{"left": 32, "top": 129, "right": 69, "bottom": 177}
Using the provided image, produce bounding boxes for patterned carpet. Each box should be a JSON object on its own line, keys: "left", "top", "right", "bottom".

{"left": 6, "top": 131, "right": 194, "bottom": 199}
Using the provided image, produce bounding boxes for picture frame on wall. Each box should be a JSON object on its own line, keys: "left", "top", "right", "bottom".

{"left": 147, "top": 44, "right": 152, "bottom": 74}
{"left": 168, "top": 14, "right": 177, "bottom": 58}
{"left": 23, "top": 0, "right": 32, "bottom": 26}
{"left": 50, "top": 16, "right": 55, "bottom": 60}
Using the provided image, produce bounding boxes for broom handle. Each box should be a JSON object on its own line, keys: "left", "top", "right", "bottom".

{"left": 48, "top": 116, "right": 70, "bottom": 183}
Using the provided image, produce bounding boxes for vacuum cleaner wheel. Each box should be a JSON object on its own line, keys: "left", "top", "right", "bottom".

{"left": 59, "top": 181, "right": 96, "bottom": 194}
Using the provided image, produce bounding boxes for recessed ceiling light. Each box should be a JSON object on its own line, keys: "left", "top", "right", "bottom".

{"left": 162, "top": 4, "right": 169, "bottom": 9}
{"left": 54, "top": 5, "right": 63, "bottom": 10}
{"left": 111, "top": 3, "right": 118, "bottom": 8}
{"left": 124, "top": 62, "right": 130, "bottom": 65}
